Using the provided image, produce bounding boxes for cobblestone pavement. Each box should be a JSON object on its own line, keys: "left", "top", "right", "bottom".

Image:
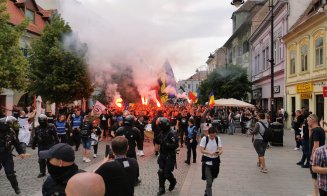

{"left": 0, "top": 137, "right": 191, "bottom": 196}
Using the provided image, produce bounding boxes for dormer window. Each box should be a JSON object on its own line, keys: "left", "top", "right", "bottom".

{"left": 25, "top": 9, "right": 35, "bottom": 23}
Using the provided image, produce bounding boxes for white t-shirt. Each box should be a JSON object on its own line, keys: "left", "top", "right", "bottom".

{"left": 200, "top": 136, "right": 222, "bottom": 158}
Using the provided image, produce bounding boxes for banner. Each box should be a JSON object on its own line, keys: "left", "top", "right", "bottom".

{"left": 93, "top": 101, "right": 106, "bottom": 114}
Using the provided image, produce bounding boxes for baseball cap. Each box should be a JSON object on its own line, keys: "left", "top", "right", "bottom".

{"left": 39, "top": 143, "right": 75, "bottom": 162}
{"left": 117, "top": 116, "right": 123, "bottom": 122}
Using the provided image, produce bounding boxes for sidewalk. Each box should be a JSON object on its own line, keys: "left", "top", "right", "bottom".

{"left": 180, "top": 130, "right": 313, "bottom": 196}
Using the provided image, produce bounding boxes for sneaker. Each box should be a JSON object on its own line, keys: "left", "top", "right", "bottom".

{"left": 14, "top": 186, "right": 21, "bottom": 194}
{"left": 83, "top": 157, "right": 86, "bottom": 162}
{"left": 93, "top": 154, "right": 97, "bottom": 158}
{"left": 85, "top": 158, "right": 91, "bottom": 163}
{"left": 296, "top": 161, "right": 304, "bottom": 165}
{"left": 37, "top": 173, "right": 46, "bottom": 178}
{"left": 260, "top": 168, "right": 268, "bottom": 173}
{"left": 301, "top": 164, "right": 310, "bottom": 168}
{"left": 184, "top": 160, "right": 190, "bottom": 165}
{"left": 294, "top": 147, "right": 299, "bottom": 150}
{"left": 169, "top": 178, "right": 177, "bottom": 191}
{"left": 139, "top": 151, "right": 144, "bottom": 157}
{"left": 157, "top": 188, "right": 165, "bottom": 196}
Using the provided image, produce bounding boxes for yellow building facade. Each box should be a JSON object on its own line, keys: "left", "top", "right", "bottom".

{"left": 283, "top": 7, "right": 327, "bottom": 126}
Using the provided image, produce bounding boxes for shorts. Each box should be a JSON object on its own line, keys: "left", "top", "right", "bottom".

{"left": 310, "top": 165, "right": 317, "bottom": 179}
{"left": 253, "top": 139, "right": 267, "bottom": 157}
{"left": 81, "top": 138, "right": 91, "bottom": 150}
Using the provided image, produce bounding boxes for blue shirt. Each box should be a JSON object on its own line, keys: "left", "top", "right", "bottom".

{"left": 55, "top": 121, "right": 66, "bottom": 134}
{"left": 72, "top": 116, "right": 82, "bottom": 129}
{"left": 187, "top": 125, "right": 197, "bottom": 139}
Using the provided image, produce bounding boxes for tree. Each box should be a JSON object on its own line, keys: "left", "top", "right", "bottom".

{"left": 28, "top": 15, "right": 93, "bottom": 104}
{"left": 198, "top": 65, "right": 252, "bottom": 104}
{"left": 0, "top": 0, "right": 28, "bottom": 92}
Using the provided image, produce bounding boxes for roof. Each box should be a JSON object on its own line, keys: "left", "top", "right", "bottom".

{"left": 186, "top": 71, "right": 207, "bottom": 81}
{"left": 6, "top": 0, "right": 51, "bottom": 35}
{"left": 232, "top": 0, "right": 267, "bottom": 16}
{"left": 288, "top": 0, "right": 325, "bottom": 33}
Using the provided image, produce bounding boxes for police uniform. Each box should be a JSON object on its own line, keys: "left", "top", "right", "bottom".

{"left": 55, "top": 120, "right": 67, "bottom": 143}
{"left": 32, "top": 115, "right": 59, "bottom": 177}
{"left": 71, "top": 115, "right": 83, "bottom": 151}
{"left": 157, "top": 118, "right": 178, "bottom": 195}
{"left": 0, "top": 116, "right": 24, "bottom": 194}
{"left": 115, "top": 116, "right": 142, "bottom": 159}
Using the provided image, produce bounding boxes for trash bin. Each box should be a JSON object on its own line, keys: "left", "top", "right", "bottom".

{"left": 270, "top": 122, "right": 284, "bottom": 146}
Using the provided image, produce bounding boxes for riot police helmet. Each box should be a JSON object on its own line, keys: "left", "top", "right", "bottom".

{"left": 159, "top": 117, "right": 170, "bottom": 132}
{"left": 124, "top": 115, "right": 134, "bottom": 126}
{"left": 38, "top": 114, "right": 48, "bottom": 127}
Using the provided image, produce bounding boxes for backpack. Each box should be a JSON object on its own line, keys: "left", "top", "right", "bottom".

{"left": 258, "top": 121, "right": 274, "bottom": 142}
{"left": 204, "top": 136, "right": 218, "bottom": 150}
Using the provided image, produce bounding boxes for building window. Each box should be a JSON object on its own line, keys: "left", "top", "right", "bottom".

{"left": 25, "top": 9, "right": 35, "bottom": 23}
{"left": 274, "top": 41, "right": 278, "bottom": 63}
{"left": 290, "top": 51, "right": 296, "bottom": 75}
{"left": 238, "top": 46, "right": 242, "bottom": 56}
{"left": 279, "top": 41, "right": 283, "bottom": 60}
{"left": 315, "top": 37, "right": 324, "bottom": 67}
{"left": 301, "top": 45, "right": 308, "bottom": 71}
{"left": 243, "top": 41, "right": 249, "bottom": 53}
{"left": 262, "top": 49, "right": 266, "bottom": 70}
{"left": 188, "top": 84, "right": 191, "bottom": 89}
{"left": 265, "top": 47, "right": 269, "bottom": 68}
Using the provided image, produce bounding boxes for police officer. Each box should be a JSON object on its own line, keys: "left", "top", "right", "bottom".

{"left": 32, "top": 114, "right": 59, "bottom": 178}
{"left": 71, "top": 110, "right": 83, "bottom": 151}
{"left": 115, "top": 115, "right": 142, "bottom": 159}
{"left": 0, "top": 116, "right": 28, "bottom": 194}
{"left": 115, "top": 115, "right": 142, "bottom": 186}
{"left": 157, "top": 117, "right": 178, "bottom": 195}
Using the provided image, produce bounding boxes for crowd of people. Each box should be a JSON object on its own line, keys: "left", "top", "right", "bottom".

{"left": 0, "top": 101, "right": 327, "bottom": 195}
{"left": 291, "top": 107, "right": 327, "bottom": 196}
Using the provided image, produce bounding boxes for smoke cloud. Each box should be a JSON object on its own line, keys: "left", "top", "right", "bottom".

{"left": 57, "top": 0, "right": 233, "bottom": 102}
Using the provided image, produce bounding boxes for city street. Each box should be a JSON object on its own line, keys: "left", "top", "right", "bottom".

{"left": 0, "top": 129, "right": 313, "bottom": 196}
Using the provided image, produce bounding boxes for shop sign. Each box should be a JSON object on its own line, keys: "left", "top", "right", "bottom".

{"left": 274, "top": 86, "right": 280, "bottom": 94}
{"left": 300, "top": 93, "right": 312, "bottom": 99}
{"left": 297, "top": 82, "right": 313, "bottom": 93}
{"left": 323, "top": 86, "right": 327, "bottom": 97}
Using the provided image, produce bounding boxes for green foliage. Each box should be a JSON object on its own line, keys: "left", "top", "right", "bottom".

{"left": 0, "top": 0, "right": 28, "bottom": 92}
{"left": 28, "top": 14, "right": 93, "bottom": 104}
{"left": 198, "top": 65, "right": 252, "bottom": 104}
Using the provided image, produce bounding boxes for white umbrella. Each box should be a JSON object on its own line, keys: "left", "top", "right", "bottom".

{"left": 214, "top": 98, "right": 255, "bottom": 108}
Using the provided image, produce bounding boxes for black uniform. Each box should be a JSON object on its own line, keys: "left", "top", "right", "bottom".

{"left": 157, "top": 124, "right": 178, "bottom": 195}
{"left": 32, "top": 124, "right": 59, "bottom": 175}
{"left": 115, "top": 125, "right": 142, "bottom": 159}
{"left": 42, "top": 164, "right": 82, "bottom": 196}
{"left": 0, "top": 117, "right": 24, "bottom": 194}
{"left": 135, "top": 119, "right": 145, "bottom": 150}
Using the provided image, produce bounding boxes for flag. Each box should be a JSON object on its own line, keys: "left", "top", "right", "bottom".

{"left": 209, "top": 90, "right": 215, "bottom": 108}
{"left": 93, "top": 100, "right": 106, "bottom": 114}
{"left": 188, "top": 91, "right": 197, "bottom": 103}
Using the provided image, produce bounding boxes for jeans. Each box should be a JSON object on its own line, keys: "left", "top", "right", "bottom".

{"left": 205, "top": 165, "right": 213, "bottom": 196}
{"left": 300, "top": 139, "right": 309, "bottom": 165}
{"left": 228, "top": 122, "right": 235, "bottom": 135}
{"left": 186, "top": 139, "right": 197, "bottom": 163}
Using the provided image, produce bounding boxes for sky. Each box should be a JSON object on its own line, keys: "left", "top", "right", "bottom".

{"left": 36, "top": 0, "right": 236, "bottom": 81}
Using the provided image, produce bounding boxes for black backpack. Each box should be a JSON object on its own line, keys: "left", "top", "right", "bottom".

{"left": 258, "top": 122, "right": 274, "bottom": 142}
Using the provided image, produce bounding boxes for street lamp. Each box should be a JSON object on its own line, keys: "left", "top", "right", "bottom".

{"left": 232, "top": 0, "right": 275, "bottom": 122}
